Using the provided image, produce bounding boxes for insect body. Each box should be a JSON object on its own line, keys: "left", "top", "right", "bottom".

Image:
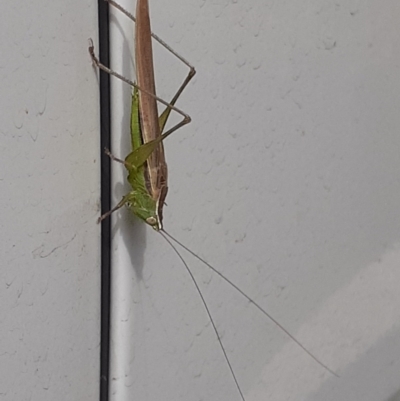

{"left": 91, "top": 0, "right": 194, "bottom": 231}
{"left": 89, "top": 0, "right": 337, "bottom": 400}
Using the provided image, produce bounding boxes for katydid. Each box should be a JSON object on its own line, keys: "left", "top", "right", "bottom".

{"left": 89, "top": 0, "right": 337, "bottom": 399}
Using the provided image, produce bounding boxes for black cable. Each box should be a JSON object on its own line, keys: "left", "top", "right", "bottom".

{"left": 97, "top": 1, "right": 112, "bottom": 400}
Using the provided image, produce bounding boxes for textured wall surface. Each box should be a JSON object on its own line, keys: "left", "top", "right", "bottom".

{"left": 0, "top": 0, "right": 101, "bottom": 400}
{"left": 109, "top": 1, "right": 400, "bottom": 400}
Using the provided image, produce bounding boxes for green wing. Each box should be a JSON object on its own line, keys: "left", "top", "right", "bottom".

{"left": 125, "top": 86, "right": 177, "bottom": 170}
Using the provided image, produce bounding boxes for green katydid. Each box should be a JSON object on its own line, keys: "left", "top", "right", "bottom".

{"left": 90, "top": 0, "right": 194, "bottom": 230}
{"left": 89, "top": 0, "right": 337, "bottom": 399}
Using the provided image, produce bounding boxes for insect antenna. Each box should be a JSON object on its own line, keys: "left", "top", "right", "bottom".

{"left": 161, "top": 229, "right": 339, "bottom": 378}
{"left": 159, "top": 230, "right": 246, "bottom": 401}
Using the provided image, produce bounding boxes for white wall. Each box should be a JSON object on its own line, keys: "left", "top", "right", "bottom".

{"left": 109, "top": 1, "right": 400, "bottom": 401}
{"left": 0, "top": 0, "right": 100, "bottom": 400}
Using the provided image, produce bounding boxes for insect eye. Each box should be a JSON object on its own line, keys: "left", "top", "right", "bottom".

{"left": 146, "top": 216, "right": 157, "bottom": 226}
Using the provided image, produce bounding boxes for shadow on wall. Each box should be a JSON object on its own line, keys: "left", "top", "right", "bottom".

{"left": 387, "top": 388, "right": 400, "bottom": 401}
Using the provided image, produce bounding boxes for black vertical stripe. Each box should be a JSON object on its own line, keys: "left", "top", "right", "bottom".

{"left": 97, "top": 1, "right": 111, "bottom": 400}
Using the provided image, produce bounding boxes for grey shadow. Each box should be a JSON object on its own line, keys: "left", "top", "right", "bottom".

{"left": 388, "top": 388, "right": 400, "bottom": 401}
{"left": 110, "top": 201, "right": 146, "bottom": 281}
{"left": 108, "top": 12, "right": 147, "bottom": 281}
{"left": 307, "top": 326, "right": 400, "bottom": 401}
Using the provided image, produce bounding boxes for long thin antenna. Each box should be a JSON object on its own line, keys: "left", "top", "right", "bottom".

{"left": 159, "top": 231, "right": 246, "bottom": 401}
{"left": 161, "top": 229, "right": 339, "bottom": 378}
